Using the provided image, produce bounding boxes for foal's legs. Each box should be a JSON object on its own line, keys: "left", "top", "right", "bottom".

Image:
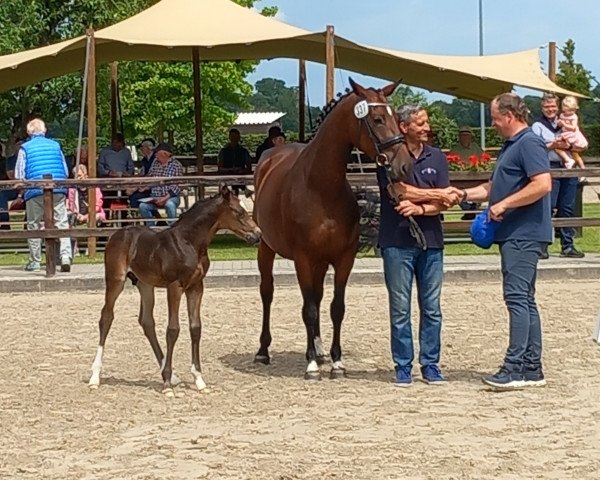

{"left": 255, "top": 241, "right": 276, "bottom": 364}
{"left": 185, "top": 282, "right": 207, "bottom": 391}
{"left": 89, "top": 265, "right": 127, "bottom": 388}
{"left": 136, "top": 281, "right": 181, "bottom": 386}
{"left": 296, "top": 257, "right": 328, "bottom": 380}
{"left": 329, "top": 252, "right": 355, "bottom": 378}
{"left": 161, "top": 283, "right": 184, "bottom": 396}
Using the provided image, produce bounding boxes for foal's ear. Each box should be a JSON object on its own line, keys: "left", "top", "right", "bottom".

{"left": 219, "top": 184, "right": 231, "bottom": 198}
{"left": 349, "top": 77, "right": 368, "bottom": 98}
{"left": 381, "top": 79, "right": 402, "bottom": 98}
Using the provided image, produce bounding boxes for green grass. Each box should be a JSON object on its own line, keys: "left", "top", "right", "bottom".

{"left": 1, "top": 204, "right": 598, "bottom": 266}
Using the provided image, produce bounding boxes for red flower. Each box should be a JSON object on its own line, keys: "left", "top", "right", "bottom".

{"left": 468, "top": 154, "right": 479, "bottom": 167}
{"left": 480, "top": 152, "right": 491, "bottom": 163}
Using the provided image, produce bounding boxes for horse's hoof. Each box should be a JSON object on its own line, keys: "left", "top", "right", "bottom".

{"left": 330, "top": 368, "right": 347, "bottom": 380}
{"left": 316, "top": 355, "right": 327, "bottom": 366}
{"left": 254, "top": 354, "right": 270, "bottom": 365}
{"left": 88, "top": 384, "right": 99, "bottom": 390}
{"left": 304, "top": 371, "right": 322, "bottom": 381}
{"left": 162, "top": 387, "right": 175, "bottom": 398}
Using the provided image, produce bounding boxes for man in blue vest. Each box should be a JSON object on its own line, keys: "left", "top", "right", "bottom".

{"left": 15, "top": 118, "right": 72, "bottom": 272}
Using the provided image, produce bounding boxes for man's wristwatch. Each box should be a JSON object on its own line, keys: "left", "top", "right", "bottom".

{"left": 460, "top": 189, "right": 468, "bottom": 202}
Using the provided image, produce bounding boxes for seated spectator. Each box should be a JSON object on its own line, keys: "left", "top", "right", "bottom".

{"left": 218, "top": 128, "right": 252, "bottom": 195}
{"left": 255, "top": 125, "right": 282, "bottom": 161}
{"left": 0, "top": 135, "right": 26, "bottom": 230}
{"left": 272, "top": 130, "right": 286, "bottom": 147}
{"left": 98, "top": 132, "right": 134, "bottom": 178}
{"left": 138, "top": 143, "right": 183, "bottom": 227}
{"left": 67, "top": 164, "right": 106, "bottom": 225}
{"left": 448, "top": 126, "right": 483, "bottom": 219}
{"left": 128, "top": 137, "right": 156, "bottom": 208}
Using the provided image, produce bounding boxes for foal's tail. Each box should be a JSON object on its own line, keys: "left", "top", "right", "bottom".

{"left": 126, "top": 271, "right": 139, "bottom": 286}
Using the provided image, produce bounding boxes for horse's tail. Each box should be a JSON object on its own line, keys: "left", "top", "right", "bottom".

{"left": 126, "top": 271, "right": 139, "bottom": 286}
{"left": 355, "top": 187, "right": 381, "bottom": 254}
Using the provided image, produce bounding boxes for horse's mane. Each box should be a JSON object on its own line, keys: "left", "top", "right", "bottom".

{"left": 169, "top": 193, "right": 222, "bottom": 228}
{"left": 309, "top": 88, "right": 353, "bottom": 139}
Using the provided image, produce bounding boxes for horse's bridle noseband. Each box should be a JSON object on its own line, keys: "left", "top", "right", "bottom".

{"left": 356, "top": 101, "right": 427, "bottom": 250}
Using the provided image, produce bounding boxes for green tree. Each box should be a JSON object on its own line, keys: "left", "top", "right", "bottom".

{"left": 556, "top": 39, "right": 592, "bottom": 95}
{"left": 247, "top": 77, "right": 322, "bottom": 134}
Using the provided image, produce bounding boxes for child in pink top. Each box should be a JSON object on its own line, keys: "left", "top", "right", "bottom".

{"left": 556, "top": 95, "right": 587, "bottom": 169}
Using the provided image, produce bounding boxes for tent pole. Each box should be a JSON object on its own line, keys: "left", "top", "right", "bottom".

{"left": 192, "top": 47, "right": 204, "bottom": 197}
{"left": 110, "top": 62, "right": 119, "bottom": 136}
{"left": 75, "top": 35, "right": 91, "bottom": 173}
{"left": 299, "top": 59, "right": 306, "bottom": 142}
{"left": 86, "top": 28, "right": 97, "bottom": 258}
{"left": 325, "top": 25, "right": 335, "bottom": 103}
{"left": 548, "top": 41, "right": 557, "bottom": 82}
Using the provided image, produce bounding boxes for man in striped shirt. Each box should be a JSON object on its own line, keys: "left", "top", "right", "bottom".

{"left": 138, "top": 143, "right": 183, "bottom": 227}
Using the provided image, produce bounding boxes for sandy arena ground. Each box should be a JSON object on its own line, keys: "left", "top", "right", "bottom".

{"left": 1, "top": 280, "right": 600, "bottom": 479}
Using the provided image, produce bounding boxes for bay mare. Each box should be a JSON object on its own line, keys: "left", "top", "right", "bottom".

{"left": 88, "top": 186, "right": 261, "bottom": 396}
{"left": 252, "top": 78, "right": 413, "bottom": 380}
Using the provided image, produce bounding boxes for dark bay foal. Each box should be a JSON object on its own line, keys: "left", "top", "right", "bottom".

{"left": 88, "top": 186, "right": 261, "bottom": 396}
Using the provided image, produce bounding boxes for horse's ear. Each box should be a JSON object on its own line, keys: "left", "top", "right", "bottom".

{"left": 349, "top": 77, "right": 368, "bottom": 98}
{"left": 381, "top": 79, "right": 402, "bottom": 98}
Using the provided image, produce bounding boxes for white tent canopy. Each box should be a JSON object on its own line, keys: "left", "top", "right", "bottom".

{"left": 0, "top": 0, "right": 583, "bottom": 101}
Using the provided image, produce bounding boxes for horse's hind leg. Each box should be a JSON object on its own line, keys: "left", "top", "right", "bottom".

{"left": 255, "top": 241, "right": 275, "bottom": 365}
{"left": 329, "top": 252, "right": 355, "bottom": 379}
{"left": 89, "top": 256, "right": 127, "bottom": 388}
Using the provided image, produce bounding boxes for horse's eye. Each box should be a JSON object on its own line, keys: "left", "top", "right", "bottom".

{"left": 373, "top": 116, "right": 385, "bottom": 126}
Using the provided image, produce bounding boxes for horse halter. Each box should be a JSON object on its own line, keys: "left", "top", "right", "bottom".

{"left": 353, "top": 99, "right": 428, "bottom": 250}
{"left": 353, "top": 100, "right": 405, "bottom": 168}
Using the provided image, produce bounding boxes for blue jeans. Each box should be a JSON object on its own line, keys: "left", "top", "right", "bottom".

{"left": 382, "top": 247, "right": 444, "bottom": 369}
{"left": 139, "top": 196, "right": 180, "bottom": 227}
{"left": 551, "top": 177, "right": 578, "bottom": 250}
{"left": 500, "top": 240, "right": 544, "bottom": 369}
{"left": 0, "top": 189, "right": 18, "bottom": 229}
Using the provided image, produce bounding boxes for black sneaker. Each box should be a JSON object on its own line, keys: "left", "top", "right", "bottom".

{"left": 560, "top": 248, "right": 585, "bottom": 258}
{"left": 539, "top": 249, "right": 549, "bottom": 260}
{"left": 523, "top": 366, "right": 546, "bottom": 387}
{"left": 482, "top": 366, "right": 525, "bottom": 390}
{"left": 60, "top": 263, "right": 71, "bottom": 273}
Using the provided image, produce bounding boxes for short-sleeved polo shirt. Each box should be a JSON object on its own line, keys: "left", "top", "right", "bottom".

{"left": 377, "top": 145, "right": 450, "bottom": 249}
{"left": 489, "top": 127, "right": 552, "bottom": 243}
{"left": 531, "top": 119, "right": 568, "bottom": 168}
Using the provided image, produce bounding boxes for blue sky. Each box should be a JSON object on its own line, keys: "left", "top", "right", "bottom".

{"left": 248, "top": 0, "right": 600, "bottom": 105}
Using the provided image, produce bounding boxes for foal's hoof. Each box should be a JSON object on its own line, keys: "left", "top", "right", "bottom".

{"left": 304, "top": 371, "right": 322, "bottom": 381}
{"left": 254, "top": 354, "right": 270, "bottom": 365}
{"left": 330, "top": 368, "right": 347, "bottom": 380}
{"left": 88, "top": 384, "right": 99, "bottom": 390}
{"left": 162, "top": 387, "right": 175, "bottom": 398}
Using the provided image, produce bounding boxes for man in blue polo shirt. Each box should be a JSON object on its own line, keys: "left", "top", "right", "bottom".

{"left": 377, "top": 104, "right": 453, "bottom": 387}
{"left": 462, "top": 93, "right": 552, "bottom": 389}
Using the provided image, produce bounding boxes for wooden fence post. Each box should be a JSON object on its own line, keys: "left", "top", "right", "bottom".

{"left": 42, "top": 174, "right": 56, "bottom": 277}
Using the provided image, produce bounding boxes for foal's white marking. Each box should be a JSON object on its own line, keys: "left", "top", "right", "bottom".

{"left": 159, "top": 357, "right": 181, "bottom": 386}
{"left": 306, "top": 360, "right": 320, "bottom": 374}
{"left": 191, "top": 365, "right": 207, "bottom": 391}
{"left": 314, "top": 337, "right": 326, "bottom": 358}
{"left": 332, "top": 360, "right": 345, "bottom": 371}
{"left": 88, "top": 346, "right": 104, "bottom": 388}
